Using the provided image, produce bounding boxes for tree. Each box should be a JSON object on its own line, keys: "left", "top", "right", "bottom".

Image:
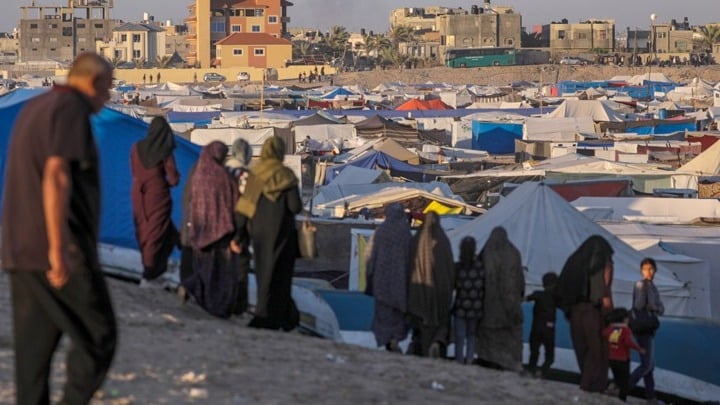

{"left": 699, "top": 25, "right": 720, "bottom": 51}
{"left": 292, "top": 40, "right": 311, "bottom": 59}
{"left": 388, "top": 25, "right": 416, "bottom": 47}
{"left": 380, "top": 46, "right": 409, "bottom": 69}
{"left": 133, "top": 58, "right": 145, "bottom": 68}
{"left": 155, "top": 55, "right": 173, "bottom": 68}
{"left": 109, "top": 56, "right": 124, "bottom": 68}
{"left": 324, "top": 25, "right": 351, "bottom": 57}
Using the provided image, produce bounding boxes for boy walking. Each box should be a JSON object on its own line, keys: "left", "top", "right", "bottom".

{"left": 526, "top": 272, "right": 558, "bottom": 377}
{"left": 603, "top": 308, "right": 645, "bottom": 401}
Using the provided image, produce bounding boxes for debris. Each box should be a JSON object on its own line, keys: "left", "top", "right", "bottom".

{"left": 180, "top": 371, "right": 207, "bottom": 383}
{"left": 430, "top": 381, "right": 445, "bottom": 391}
{"left": 189, "top": 388, "right": 209, "bottom": 399}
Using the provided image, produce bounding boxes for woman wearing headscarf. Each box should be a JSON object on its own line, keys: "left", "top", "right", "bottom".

{"left": 182, "top": 141, "right": 240, "bottom": 318}
{"left": 407, "top": 212, "right": 455, "bottom": 358}
{"left": 225, "top": 138, "right": 253, "bottom": 314}
{"left": 236, "top": 136, "right": 302, "bottom": 330}
{"left": 366, "top": 203, "right": 412, "bottom": 352}
{"left": 556, "top": 235, "right": 614, "bottom": 392}
{"left": 130, "top": 116, "right": 180, "bottom": 286}
{"left": 476, "top": 227, "right": 525, "bottom": 371}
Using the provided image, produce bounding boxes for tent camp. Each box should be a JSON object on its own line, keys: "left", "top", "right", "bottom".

{"left": 446, "top": 182, "right": 698, "bottom": 317}
{"left": 354, "top": 114, "right": 419, "bottom": 146}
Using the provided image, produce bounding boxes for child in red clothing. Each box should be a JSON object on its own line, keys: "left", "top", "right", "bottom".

{"left": 603, "top": 308, "right": 645, "bottom": 401}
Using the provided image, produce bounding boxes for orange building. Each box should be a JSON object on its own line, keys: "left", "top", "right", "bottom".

{"left": 216, "top": 33, "right": 291, "bottom": 68}
{"left": 185, "top": 0, "right": 292, "bottom": 68}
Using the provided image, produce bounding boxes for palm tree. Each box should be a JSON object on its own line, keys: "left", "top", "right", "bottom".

{"left": 292, "top": 40, "right": 311, "bottom": 59}
{"left": 155, "top": 55, "right": 173, "bottom": 68}
{"left": 133, "top": 58, "right": 145, "bottom": 68}
{"left": 699, "top": 25, "right": 720, "bottom": 51}
{"left": 380, "top": 47, "right": 409, "bottom": 69}
{"left": 364, "top": 33, "right": 392, "bottom": 66}
{"left": 109, "top": 55, "right": 124, "bottom": 68}
{"left": 388, "top": 25, "right": 416, "bottom": 47}
{"left": 325, "top": 25, "right": 351, "bottom": 57}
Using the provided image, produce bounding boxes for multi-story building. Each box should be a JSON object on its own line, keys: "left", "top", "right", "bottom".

{"left": 185, "top": 0, "right": 292, "bottom": 68}
{"left": 0, "top": 32, "right": 19, "bottom": 64}
{"left": 19, "top": 0, "right": 115, "bottom": 63}
{"left": 390, "top": 2, "right": 522, "bottom": 63}
{"left": 651, "top": 19, "right": 694, "bottom": 55}
{"left": 216, "top": 32, "right": 291, "bottom": 68}
{"left": 97, "top": 23, "right": 166, "bottom": 65}
{"left": 547, "top": 19, "right": 615, "bottom": 53}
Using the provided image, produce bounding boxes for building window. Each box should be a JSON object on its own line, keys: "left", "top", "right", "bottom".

{"left": 114, "top": 50, "right": 121, "bottom": 58}
{"left": 255, "top": 9, "right": 264, "bottom": 16}
{"left": 95, "top": 23, "right": 103, "bottom": 29}
{"left": 133, "top": 50, "right": 141, "bottom": 58}
{"left": 76, "top": 23, "right": 85, "bottom": 29}
{"left": 62, "top": 27, "right": 73, "bottom": 36}
{"left": 269, "top": 16, "right": 278, "bottom": 24}
{"left": 232, "top": 24, "right": 241, "bottom": 32}
{"left": 675, "top": 41, "right": 687, "bottom": 50}
{"left": 233, "top": 48, "right": 243, "bottom": 55}
{"left": 50, "top": 48, "right": 56, "bottom": 52}
{"left": 558, "top": 30, "right": 566, "bottom": 39}
{"left": 657, "top": 32, "right": 667, "bottom": 39}
{"left": 211, "top": 9, "right": 225, "bottom": 17}
{"left": 576, "top": 33, "right": 587, "bottom": 40}
{"left": 251, "top": 25, "right": 261, "bottom": 32}
{"left": 211, "top": 21, "right": 226, "bottom": 33}
{"left": 120, "top": 34, "right": 127, "bottom": 42}
{"left": 245, "top": 9, "right": 255, "bottom": 17}
{"left": 30, "top": 24, "right": 38, "bottom": 29}
{"left": 505, "top": 38, "right": 514, "bottom": 45}
{"left": 31, "top": 37, "right": 40, "bottom": 43}
{"left": 49, "top": 24, "right": 58, "bottom": 29}
{"left": 229, "top": 9, "right": 244, "bottom": 16}
{"left": 254, "top": 48, "right": 265, "bottom": 56}
{"left": 78, "top": 38, "right": 86, "bottom": 43}
{"left": 49, "top": 37, "right": 57, "bottom": 42}
{"left": 133, "top": 34, "right": 141, "bottom": 42}
{"left": 599, "top": 31, "right": 608, "bottom": 40}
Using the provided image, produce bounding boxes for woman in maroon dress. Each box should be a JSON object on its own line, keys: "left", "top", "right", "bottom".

{"left": 130, "top": 116, "right": 180, "bottom": 286}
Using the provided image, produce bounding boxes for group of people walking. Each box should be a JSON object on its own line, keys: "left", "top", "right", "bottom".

{"left": 367, "top": 207, "right": 664, "bottom": 402}
{"left": 130, "top": 117, "right": 302, "bottom": 329}
{"left": 366, "top": 209, "right": 525, "bottom": 371}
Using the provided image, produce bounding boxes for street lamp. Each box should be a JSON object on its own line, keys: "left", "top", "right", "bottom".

{"left": 647, "top": 13, "right": 657, "bottom": 110}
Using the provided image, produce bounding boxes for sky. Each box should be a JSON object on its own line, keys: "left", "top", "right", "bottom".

{"left": 2, "top": 0, "right": 718, "bottom": 34}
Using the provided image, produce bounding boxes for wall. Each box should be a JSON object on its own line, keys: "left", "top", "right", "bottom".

{"left": 60, "top": 64, "right": 336, "bottom": 84}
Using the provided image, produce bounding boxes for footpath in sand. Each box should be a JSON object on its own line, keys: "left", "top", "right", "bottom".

{"left": 0, "top": 272, "right": 631, "bottom": 403}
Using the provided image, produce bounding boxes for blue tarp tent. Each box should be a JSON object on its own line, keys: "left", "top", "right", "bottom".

{"left": 324, "top": 150, "right": 426, "bottom": 184}
{"left": 0, "top": 89, "right": 201, "bottom": 250}
{"left": 471, "top": 121, "right": 523, "bottom": 154}
{"left": 321, "top": 87, "right": 355, "bottom": 100}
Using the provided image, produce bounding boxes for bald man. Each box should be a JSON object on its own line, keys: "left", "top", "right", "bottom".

{"left": 2, "top": 52, "right": 117, "bottom": 404}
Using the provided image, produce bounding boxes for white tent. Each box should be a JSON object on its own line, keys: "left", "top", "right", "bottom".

{"left": 547, "top": 99, "right": 627, "bottom": 122}
{"left": 523, "top": 116, "right": 596, "bottom": 141}
{"left": 676, "top": 137, "right": 720, "bottom": 175}
{"left": 190, "top": 127, "right": 275, "bottom": 155}
{"left": 571, "top": 197, "right": 720, "bottom": 224}
{"left": 447, "top": 182, "right": 695, "bottom": 317}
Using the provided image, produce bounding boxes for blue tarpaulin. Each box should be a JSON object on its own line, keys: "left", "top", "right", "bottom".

{"left": 0, "top": 90, "right": 201, "bottom": 250}
{"left": 324, "top": 150, "right": 426, "bottom": 184}
{"left": 472, "top": 121, "right": 523, "bottom": 154}
{"left": 321, "top": 87, "right": 355, "bottom": 100}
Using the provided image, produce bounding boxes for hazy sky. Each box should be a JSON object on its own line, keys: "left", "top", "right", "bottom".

{"left": 2, "top": 0, "right": 717, "bottom": 33}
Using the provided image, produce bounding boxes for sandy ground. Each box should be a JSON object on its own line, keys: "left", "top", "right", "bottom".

{"left": 0, "top": 271, "right": 630, "bottom": 404}
{"left": 330, "top": 64, "right": 720, "bottom": 89}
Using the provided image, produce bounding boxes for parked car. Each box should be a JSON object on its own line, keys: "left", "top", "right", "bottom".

{"left": 203, "top": 72, "right": 226, "bottom": 82}
{"left": 237, "top": 71, "right": 250, "bottom": 81}
{"left": 559, "top": 57, "right": 588, "bottom": 65}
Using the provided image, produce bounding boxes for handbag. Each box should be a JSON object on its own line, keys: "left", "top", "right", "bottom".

{"left": 629, "top": 281, "right": 660, "bottom": 334}
{"left": 297, "top": 217, "right": 317, "bottom": 259}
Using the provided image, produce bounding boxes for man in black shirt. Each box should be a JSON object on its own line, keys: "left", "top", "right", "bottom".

{"left": 2, "top": 52, "right": 117, "bottom": 404}
{"left": 526, "top": 271, "right": 558, "bottom": 377}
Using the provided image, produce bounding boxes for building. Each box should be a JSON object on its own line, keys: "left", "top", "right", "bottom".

{"left": 97, "top": 22, "right": 166, "bottom": 65}
{"left": 19, "top": 0, "right": 115, "bottom": 63}
{"left": 651, "top": 19, "right": 694, "bottom": 55}
{"left": 185, "top": 0, "right": 292, "bottom": 68}
{"left": 215, "top": 32, "right": 290, "bottom": 68}
{"left": 547, "top": 19, "right": 615, "bottom": 53}
{"left": 390, "top": 2, "right": 522, "bottom": 63}
{"left": 0, "top": 32, "right": 19, "bottom": 64}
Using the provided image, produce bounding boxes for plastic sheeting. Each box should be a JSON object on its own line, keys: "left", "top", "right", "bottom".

{"left": 0, "top": 97, "right": 202, "bottom": 250}
{"left": 323, "top": 150, "right": 427, "bottom": 184}
{"left": 471, "top": 121, "right": 523, "bottom": 154}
